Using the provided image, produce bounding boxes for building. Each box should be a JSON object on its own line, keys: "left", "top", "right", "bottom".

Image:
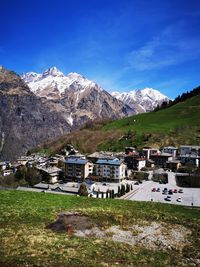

{"left": 94, "top": 158, "right": 126, "bottom": 182}
{"left": 0, "top": 161, "right": 11, "bottom": 171}
{"left": 2, "top": 169, "right": 13, "bottom": 176}
{"left": 150, "top": 153, "right": 173, "bottom": 168}
{"left": 142, "top": 148, "right": 160, "bottom": 159}
{"left": 125, "top": 147, "right": 137, "bottom": 155}
{"left": 178, "top": 155, "right": 200, "bottom": 167}
{"left": 162, "top": 146, "right": 178, "bottom": 158}
{"left": 88, "top": 151, "right": 115, "bottom": 163}
{"left": 65, "top": 158, "right": 93, "bottom": 181}
{"left": 37, "top": 166, "right": 62, "bottom": 184}
{"left": 166, "top": 160, "right": 181, "bottom": 171}
{"left": 17, "top": 156, "right": 30, "bottom": 166}
{"left": 179, "top": 145, "right": 200, "bottom": 157}
{"left": 125, "top": 156, "right": 146, "bottom": 171}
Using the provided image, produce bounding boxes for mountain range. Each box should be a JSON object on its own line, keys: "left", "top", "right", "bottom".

{"left": 22, "top": 67, "right": 133, "bottom": 128}
{"left": 0, "top": 66, "right": 169, "bottom": 160}
{"left": 22, "top": 67, "right": 169, "bottom": 116}
{"left": 112, "top": 88, "right": 169, "bottom": 113}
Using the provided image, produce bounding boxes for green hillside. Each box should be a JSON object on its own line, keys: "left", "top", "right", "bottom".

{"left": 0, "top": 190, "right": 199, "bottom": 266}
{"left": 103, "top": 94, "right": 200, "bottom": 133}
{"left": 35, "top": 93, "right": 200, "bottom": 155}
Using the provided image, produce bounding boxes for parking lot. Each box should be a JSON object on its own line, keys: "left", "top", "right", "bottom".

{"left": 128, "top": 172, "right": 200, "bottom": 207}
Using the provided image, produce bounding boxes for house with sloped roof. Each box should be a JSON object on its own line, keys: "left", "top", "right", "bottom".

{"left": 36, "top": 166, "right": 62, "bottom": 184}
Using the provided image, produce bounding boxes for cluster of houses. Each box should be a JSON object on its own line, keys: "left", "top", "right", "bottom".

{"left": 0, "top": 145, "right": 200, "bottom": 186}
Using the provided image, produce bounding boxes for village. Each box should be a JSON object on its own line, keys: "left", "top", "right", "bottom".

{"left": 0, "top": 144, "right": 200, "bottom": 206}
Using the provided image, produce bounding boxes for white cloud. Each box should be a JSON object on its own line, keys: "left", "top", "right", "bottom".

{"left": 128, "top": 23, "right": 200, "bottom": 71}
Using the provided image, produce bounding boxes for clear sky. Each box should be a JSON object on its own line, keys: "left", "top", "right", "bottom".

{"left": 1, "top": 0, "right": 200, "bottom": 98}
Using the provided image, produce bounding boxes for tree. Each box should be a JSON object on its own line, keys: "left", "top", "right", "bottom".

{"left": 78, "top": 183, "right": 88, "bottom": 196}
{"left": 15, "top": 166, "right": 27, "bottom": 181}
{"left": 25, "top": 167, "right": 42, "bottom": 186}
{"left": 118, "top": 186, "right": 121, "bottom": 197}
{"left": 121, "top": 184, "right": 125, "bottom": 196}
{"left": 126, "top": 184, "right": 130, "bottom": 193}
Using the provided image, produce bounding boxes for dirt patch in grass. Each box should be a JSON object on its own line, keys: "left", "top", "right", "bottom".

{"left": 47, "top": 212, "right": 93, "bottom": 233}
{"left": 48, "top": 212, "right": 191, "bottom": 251}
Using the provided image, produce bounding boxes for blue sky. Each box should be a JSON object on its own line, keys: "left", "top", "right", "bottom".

{"left": 1, "top": 0, "right": 200, "bottom": 98}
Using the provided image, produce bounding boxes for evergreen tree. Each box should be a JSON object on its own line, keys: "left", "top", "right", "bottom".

{"left": 121, "top": 184, "right": 125, "bottom": 196}
{"left": 118, "top": 186, "right": 121, "bottom": 197}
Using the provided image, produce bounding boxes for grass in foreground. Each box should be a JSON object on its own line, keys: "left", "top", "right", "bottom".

{"left": 0, "top": 190, "right": 200, "bottom": 266}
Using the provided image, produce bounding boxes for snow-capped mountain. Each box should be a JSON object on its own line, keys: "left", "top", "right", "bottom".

{"left": 22, "top": 67, "right": 97, "bottom": 100}
{"left": 22, "top": 67, "right": 133, "bottom": 127}
{"left": 112, "top": 88, "right": 170, "bottom": 113}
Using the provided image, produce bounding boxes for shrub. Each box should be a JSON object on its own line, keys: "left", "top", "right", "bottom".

{"left": 78, "top": 183, "right": 88, "bottom": 196}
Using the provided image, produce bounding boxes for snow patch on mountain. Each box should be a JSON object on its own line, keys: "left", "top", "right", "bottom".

{"left": 22, "top": 67, "right": 96, "bottom": 98}
{"left": 112, "top": 88, "right": 170, "bottom": 113}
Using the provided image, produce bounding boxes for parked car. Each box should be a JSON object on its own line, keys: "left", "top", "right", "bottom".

{"left": 168, "top": 189, "right": 173, "bottom": 195}
{"left": 178, "top": 189, "right": 183, "bottom": 193}
{"left": 164, "top": 196, "right": 171, "bottom": 201}
{"left": 134, "top": 182, "right": 139, "bottom": 185}
{"left": 152, "top": 188, "right": 156, "bottom": 192}
{"left": 156, "top": 188, "right": 160, "bottom": 192}
{"left": 173, "top": 189, "right": 178, "bottom": 193}
{"left": 177, "top": 197, "right": 182, "bottom": 202}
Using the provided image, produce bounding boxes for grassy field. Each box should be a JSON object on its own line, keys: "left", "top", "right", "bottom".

{"left": 0, "top": 190, "right": 200, "bottom": 266}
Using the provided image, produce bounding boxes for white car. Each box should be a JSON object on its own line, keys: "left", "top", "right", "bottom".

{"left": 177, "top": 197, "right": 182, "bottom": 202}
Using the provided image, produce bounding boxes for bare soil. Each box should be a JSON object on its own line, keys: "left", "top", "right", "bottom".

{"left": 47, "top": 212, "right": 93, "bottom": 233}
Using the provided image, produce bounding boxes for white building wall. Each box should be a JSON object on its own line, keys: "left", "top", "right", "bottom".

{"left": 85, "top": 162, "right": 93, "bottom": 178}
{"left": 94, "top": 163, "right": 126, "bottom": 181}
{"left": 138, "top": 160, "right": 146, "bottom": 171}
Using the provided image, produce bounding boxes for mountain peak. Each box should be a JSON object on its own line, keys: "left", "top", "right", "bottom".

{"left": 67, "top": 72, "right": 85, "bottom": 80}
{"left": 43, "top": 66, "right": 64, "bottom": 78}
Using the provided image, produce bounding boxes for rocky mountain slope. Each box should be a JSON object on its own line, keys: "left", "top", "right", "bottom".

{"left": 22, "top": 67, "right": 134, "bottom": 127}
{"left": 0, "top": 67, "right": 72, "bottom": 160}
{"left": 112, "top": 88, "right": 170, "bottom": 113}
